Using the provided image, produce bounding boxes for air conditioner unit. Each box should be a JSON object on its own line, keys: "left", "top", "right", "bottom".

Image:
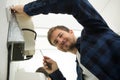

{"left": 7, "top": 11, "right": 37, "bottom": 61}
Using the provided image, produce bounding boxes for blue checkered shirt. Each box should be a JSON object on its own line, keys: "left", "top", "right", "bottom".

{"left": 24, "top": 0, "right": 120, "bottom": 80}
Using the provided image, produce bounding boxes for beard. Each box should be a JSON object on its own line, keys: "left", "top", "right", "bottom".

{"left": 59, "top": 38, "right": 76, "bottom": 52}
{"left": 67, "top": 42, "right": 76, "bottom": 51}
{"left": 59, "top": 43, "right": 75, "bottom": 52}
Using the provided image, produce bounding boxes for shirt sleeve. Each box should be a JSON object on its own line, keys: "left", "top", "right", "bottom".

{"left": 49, "top": 69, "right": 66, "bottom": 80}
{"left": 24, "top": 0, "right": 74, "bottom": 16}
{"left": 72, "top": 0, "right": 109, "bottom": 32}
{"left": 24, "top": 0, "right": 109, "bottom": 33}
{"left": 24, "top": 0, "right": 57, "bottom": 16}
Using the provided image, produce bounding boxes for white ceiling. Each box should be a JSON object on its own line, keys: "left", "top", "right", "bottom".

{"left": 89, "top": 0, "right": 120, "bottom": 33}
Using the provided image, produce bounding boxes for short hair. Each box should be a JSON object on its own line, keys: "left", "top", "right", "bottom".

{"left": 47, "top": 25, "right": 70, "bottom": 46}
{"left": 36, "top": 67, "right": 49, "bottom": 77}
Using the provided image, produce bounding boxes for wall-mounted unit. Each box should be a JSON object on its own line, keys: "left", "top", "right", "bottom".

{"left": 7, "top": 11, "right": 37, "bottom": 61}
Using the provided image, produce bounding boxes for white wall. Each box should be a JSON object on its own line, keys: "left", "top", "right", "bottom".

{"left": 0, "top": 0, "right": 9, "bottom": 80}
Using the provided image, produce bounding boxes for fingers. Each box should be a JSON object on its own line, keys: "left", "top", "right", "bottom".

{"left": 43, "top": 56, "right": 59, "bottom": 74}
{"left": 43, "top": 56, "right": 52, "bottom": 63}
{"left": 43, "top": 56, "right": 52, "bottom": 70}
{"left": 10, "top": 5, "right": 17, "bottom": 13}
{"left": 43, "top": 61, "right": 52, "bottom": 70}
{"left": 10, "top": 5, "right": 24, "bottom": 14}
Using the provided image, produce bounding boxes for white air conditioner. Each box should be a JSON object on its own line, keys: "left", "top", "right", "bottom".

{"left": 15, "top": 13, "right": 37, "bottom": 59}
{"left": 15, "top": 72, "right": 46, "bottom": 80}
{"left": 7, "top": 12, "right": 37, "bottom": 61}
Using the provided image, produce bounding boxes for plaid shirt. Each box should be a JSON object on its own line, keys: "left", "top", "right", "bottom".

{"left": 24, "top": 0, "right": 120, "bottom": 80}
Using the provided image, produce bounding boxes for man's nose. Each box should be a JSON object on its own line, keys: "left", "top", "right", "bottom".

{"left": 57, "top": 37, "right": 63, "bottom": 45}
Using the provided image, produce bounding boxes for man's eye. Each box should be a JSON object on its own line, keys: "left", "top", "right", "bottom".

{"left": 59, "top": 33, "right": 63, "bottom": 38}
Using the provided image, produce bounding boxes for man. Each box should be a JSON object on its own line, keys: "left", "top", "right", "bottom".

{"left": 11, "top": 0, "right": 120, "bottom": 80}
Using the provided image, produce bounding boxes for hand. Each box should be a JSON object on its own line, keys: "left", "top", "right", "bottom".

{"left": 11, "top": 5, "right": 28, "bottom": 15}
{"left": 43, "top": 56, "right": 58, "bottom": 74}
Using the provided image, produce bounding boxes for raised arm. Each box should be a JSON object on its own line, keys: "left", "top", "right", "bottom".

{"left": 72, "top": 0, "right": 109, "bottom": 32}
{"left": 11, "top": 0, "right": 74, "bottom": 16}
{"left": 24, "top": 0, "right": 109, "bottom": 30}
{"left": 12, "top": 0, "right": 109, "bottom": 33}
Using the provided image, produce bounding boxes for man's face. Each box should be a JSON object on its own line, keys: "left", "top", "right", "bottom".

{"left": 50, "top": 29, "right": 76, "bottom": 52}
